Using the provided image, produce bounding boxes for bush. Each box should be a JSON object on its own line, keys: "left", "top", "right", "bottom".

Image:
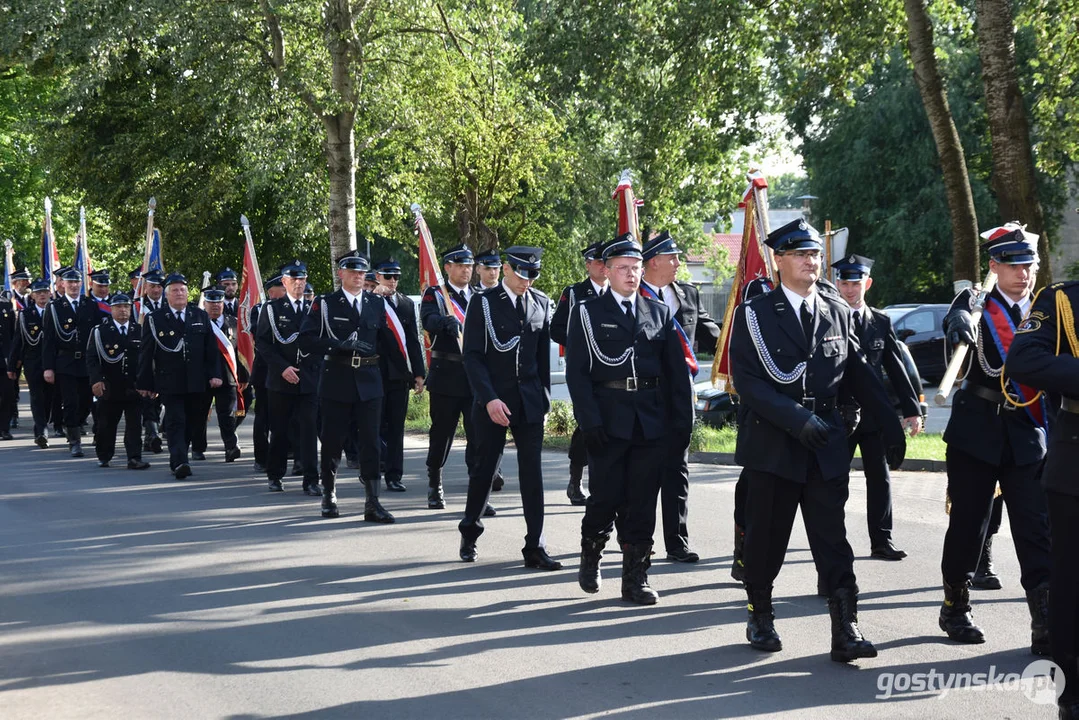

{"left": 406, "top": 391, "right": 430, "bottom": 422}
{"left": 545, "top": 400, "right": 577, "bottom": 436}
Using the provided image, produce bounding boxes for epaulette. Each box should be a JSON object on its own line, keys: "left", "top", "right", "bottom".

{"left": 528, "top": 287, "right": 549, "bottom": 301}
{"left": 1048, "top": 280, "right": 1079, "bottom": 291}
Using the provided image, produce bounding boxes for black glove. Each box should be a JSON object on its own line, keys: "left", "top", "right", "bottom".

{"left": 886, "top": 442, "right": 906, "bottom": 471}
{"left": 797, "top": 415, "right": 831, "bottom": 450}
{"left": 839, "top": 405, "right": 861, "bottom": 437}
{"left": 441, "top": 317, "right": 462, "bottom": 335}
{"left": 341, "top": 338, "right": 374, "bottom": 354}
{"left": 582, "top": 426, "right": 609, "bottom": 450}
{"left": 945, "top": 309, "right": 977, "bottom": 347}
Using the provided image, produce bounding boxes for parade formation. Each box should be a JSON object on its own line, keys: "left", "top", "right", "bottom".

{"left": 1, "top": 176, "right": 1077, "bottom": 720}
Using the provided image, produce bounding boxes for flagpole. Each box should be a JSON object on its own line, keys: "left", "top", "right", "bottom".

{"left": 240, "top": 215, "right": 266, "bottom": 305}
{"left": 79, "top": 206, "right": 91, "bottom": 296}
{"left": 3, "top": 238, "right": 12, "bottom": 294}
{"left": 43, "top": 197, "right": 56, "bottom": 289}
{"left": 134, "top": 198, "right": 157, "bottom": 305}
{"left": 411, "top": 204, "right": 462, "bottom": 350}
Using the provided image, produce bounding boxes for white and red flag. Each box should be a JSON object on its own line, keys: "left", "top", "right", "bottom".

{"left": 612, "top": 169, "right": 643, "bottom": 241}
{"left": 236, "top": 214, "right": 266, "bottom": 378}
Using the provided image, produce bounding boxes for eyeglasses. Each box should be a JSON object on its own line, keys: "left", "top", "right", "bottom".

{"left": 780, "top": 250, "right": 821, "bottom": 261}
{"left": 609, "top": 264, "right": 642, "bottom": 275}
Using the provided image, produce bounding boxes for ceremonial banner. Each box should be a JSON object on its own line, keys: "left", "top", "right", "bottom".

{"left": 236, "top": 215, "right": 265, "bottom": 376}
{"left": 3, "top": 239, "right": 12, "bottom": 296}
{"left": 412, "top": 202, "right": 462, "bottom": 355}
{"left": 41, "top": 197, "right": 60, "bottom": 285}
{"left": 711, "top": 171, "right": 776, "bottom": 390}
{"left": 612, "top": 169, "right": 643, "bottom": 241}
{"left": 133, "top": 198, "right": 157, "bottom": 317}
{"left": 74, "top": 207, "right": 93, "bottom": 295}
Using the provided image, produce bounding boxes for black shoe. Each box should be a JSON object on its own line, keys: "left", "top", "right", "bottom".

{"left": 98, "top": 460, "right": 110, "bottom": 468}
{"left": 253, "top": 461, "right": 266, "bottom": 473}
{"left": 127, "top": 459, "right": 151, "bottom": 470}
{"left": 34, "top": 435, "right": 49, "bottom": 449}
{"left": 939, "top": 582, "right": 986, "bottom": 644}
{"left": 523, "top": 547, "right": 563, "bottom": 571}
{"left": 972, "top": 535, "right": 1002, "bottom": 590}
{"left": 492, "top": 473, "right": 504, "bottom": 492}
{"left": 268, "top": 478, "right": 284, "bottom": 492}
{"left": 1027, "top": 583, "right": 1051, "bottom": 656}
{"left": 0, "top": 431, "right": 13, "bottom": 441}
{"left": 321, "top": 491, "right": 339, "bottom": 518}
{"left": 870, "top": 542, "right": 907, "bottom": 561}
{"left": 579, "top": 535, "right": 608, "bottom": 593}
{"left": 385, "top": 479, "right": 407, "bottom": 492}
{"left": 362, "top": 478, "right": 395, "bottom": 523}
{"left": 567, "top": 479, "right": 587, "bottom": 505}
{"left": 460, "top": 537, "right": 478, "bottom": 562}
{"left": 303, "top": 484, "right": 322, "bottom": 497}
{"left": 149, "top": 436, "right": 163, "bottom": 454}
{"left": 225, "top": 446, "right": 241, "bottom": 463}
{"left": 666, "top": 546, "right": 700, "bottom": 563}
{"left": 621, "top": 543, "right": 659, "bottom": 605}
{"left": 746, "top": 586, "right": 782, "bottom": 652}
{"left": 483, "top": 504, "right": 497, "bottom": 517}
{"left": 428, "top": 485, "right": 445, "bottom": 509}
{"left": 174, "top": 463, "right": 192, "bottom": 479}
{"left": 829, "top": 587, "right": 877, "bottom": 662}
{"left": 191, "top": 450, "right": 206, "bottom": 461}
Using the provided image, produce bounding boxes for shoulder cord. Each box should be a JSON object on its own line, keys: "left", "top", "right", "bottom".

{"left": 745, "top": 305, "right": 805, "bottom": 385}
{"left": 146, "top": 315, "right": 185, "bottom": 353}
{"left": 320, "top": 296, "right": 358, "bottom": 344}
{"left": 48, "top": 304, "right": 78, "bottom": 343}
{"left": 1001, "top": 288, "right": 1079, "bottom": 408}
{"left": 578, "top": 304, "right": 635, "bottom": 379}
{"left": 976, "top": 329, "right": 1002, "bottom": 378}
{"left": 19, "top": 312, "right": 42, "bottom": 346}
{"left": 481, "top": 294, "right": 521, "bottom": 376}
{"left": 266, "top": 303, "right": 308, "bottom": 358}
{"left": 92, "top": 327, "right": 125, "bottom": 365}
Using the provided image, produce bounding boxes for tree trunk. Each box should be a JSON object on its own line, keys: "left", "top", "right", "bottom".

{"left": 325, "top": 112, "right": 357, "bottom": 275}
{"left": 903, "top": 0, "right": 981, "bottom": 287}
{"left": 975, "top": 0, "right": 1052, "bottom": 286}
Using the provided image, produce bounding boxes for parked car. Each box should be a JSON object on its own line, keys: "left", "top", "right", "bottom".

{"left": 880, "top": 303, "right": 921, "bottom": 323}
{"left": 694, "top": 381, "right": 737, "bottom": 427}
{"left": 889, "top": 303, "right": 950, "bottom": 386}
{"left": 881, "top": 337, "right": 930, "bottom": 419}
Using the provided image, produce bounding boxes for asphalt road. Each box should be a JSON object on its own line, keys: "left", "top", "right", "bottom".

{"left": 0, "top": 398, "right": 1054, "bottom": 719}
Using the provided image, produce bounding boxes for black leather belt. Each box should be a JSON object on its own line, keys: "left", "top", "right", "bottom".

{"left": 324, "top": 353, "right": 380, "bottom": 368}
{"left": 799, "top": 396, "right": 836, "bottom": 414}
{"left": 598, "top": 377, "right": 658, "bottom": 392}
{"left": 960, "top": 380, "right": 1014, "bottom": 409}
{"left": 58, "top": 349, "right": 83, "bottom": 359}
{"left": 1061, "top": 397, "right": 1079, "bottom": 414}
{"left": 430, "top": 350, "right": 463, "bottom": 363}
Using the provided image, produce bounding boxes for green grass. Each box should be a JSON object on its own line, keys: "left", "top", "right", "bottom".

{"left": 406, "top": 394, "right": 947, "bottom": 461}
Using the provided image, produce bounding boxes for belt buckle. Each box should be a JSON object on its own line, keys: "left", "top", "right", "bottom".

{"left": 802, "top": 396, "right": 816, "bottom": 412}
{"left": 74, "top": 351, "right": 83, "bottom": 359}
{"left": 625, "top": 377, "right": 638, "bottom": 392}
{"left": 350, "top": 354, "right": 362, "bottom": 368}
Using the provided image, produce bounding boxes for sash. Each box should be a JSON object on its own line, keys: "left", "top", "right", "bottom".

{"left": 383, "top": 299, "right": 412, "bottom": 375}
{"left": 12, "top": 295, "right": 25, "bottom": 312}
{"left": 210, "top": 321, "right": 244, "bottom": 414}
{"left": 983, "top": 297, "right": 1046, "bottom": 429}
{"left": 95, "top": 298, "right": 111, "bottom": 315}
{"left": 639, "top": 284, "right": 698, "bottom": 375}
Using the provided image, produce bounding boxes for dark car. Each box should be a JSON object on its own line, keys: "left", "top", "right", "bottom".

{"left": 882, "top": 337, "right": 929, "bottom": 419}
{"left": 888, "top": 303, "right": 950, "bottom": 386}
{"left": 694, "top": 382, "right": 738, "bottom": 427}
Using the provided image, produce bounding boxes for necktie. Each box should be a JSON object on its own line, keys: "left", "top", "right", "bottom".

{"left": 516, "top": 295, "right": 526, "bottom": 324}
{"left": 800, "top": 300, "right": 813, "bottom": 346}
{"left": 352, "top": 298, "right": 360, "bottom": 314}
{"left": 1007, "top": 302, "right": 1023, "bottom": 326}
{"left": 295, "top": 300, "right": 302, "bottom": 315}
{"left": 175, "top": 311, "right": 183, "bottom": 324}
{"left": 120, "top": 326, "right": 126, "bottom": 337}
{"left": 622, "top": 300, "right": 633, "bottom": 318}
{"left": 854, "top": 310, "right": 865, "bottom": 335}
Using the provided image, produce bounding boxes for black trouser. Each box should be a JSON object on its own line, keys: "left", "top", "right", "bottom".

{"left": 568, "top": 426, "right": 588, "bottom": 468}
{"left": 426, "top": 391, "right": 476, "bottom": 475}
{"left": 941, "top": 446, "right": 1051, "bottom": 591}
{"left": 734, "top": 468, "right": 748, "bottom": 528}
{"left": 0, "top": 373, "right": 15, "bottom": 431}
{"left": 581, "top": 418, "right": 662, "bottom": 545}
{"left": 56, "top": 373, "right": 91, "bottom": 429}
{"left": 235, "top": 385, "right": 254, "bottom": 429}
{"left": 161, "top": 393, "right": 205, "bottom": 471}
{"left": 268, "top": 390, "right": 319, "bottom": 485}
{"left": 141, "top": 394, "right": 162, "bottom": 430}
{"left": 50, "top": 384, "right": 64, "bottom": 431}
{"left": 319, "top": 395, "right": 382, "bottom": 495}
{"left": 1048, "top": 491, "right": 1079, "bottom": 704}
{"left": 848, "top": 428, "right": 894, "bottom": 548}
{"left": 96, "top": 390, "right": 143, "bottom": 463}
{"left": 25, "top": 369, "right": 52, "bottom": 438}
{"left": 380, "top": 382, "right": 410, "bottom": 484}
{"left": 743, "top": 461, "right": 857, "bottom": 595}
{"left": 252, "top": 385, "right": 270, "bottom": 466}
{"left": 660, "top": 442, "right": 691, "bottom": 553}
{"left": 459, "top": 405, "right": 545, "bottom": 549}
{"left": 191, "top": 384, "right": 238, "bottom": 454}
{"left": 986, "top": 492, "right": 1003, "bottom": 536}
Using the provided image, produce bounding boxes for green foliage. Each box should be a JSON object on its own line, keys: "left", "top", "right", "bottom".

{"left": 544, "top": 399, "right": 576, "bottom": 436}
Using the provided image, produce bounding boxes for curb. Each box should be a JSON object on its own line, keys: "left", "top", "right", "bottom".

{"left": 688, "top": 452, "right": 946, "bottom": 473}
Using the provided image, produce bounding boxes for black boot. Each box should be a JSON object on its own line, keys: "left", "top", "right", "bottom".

{"left": 427, "top": 468, "right": 445, "bottom": 509}
{"left": 321, "top": 488, "right": 339, "bottom": 518}
{"left": 579, "top": 534, "right": 608, "bottom": 594}
{"left": 939, "top": 581, "right": 986, "bottom": 643}
{"left": 65, "top": 426, "right": 84, "bottom": 458}
{"left": 731, "top": 524, "right": 746, "bottom": 583}
{"left": 567, "top": 463, "right": 587, "bottom": 506}
{"left": 745, "top": 585, "right": 782, "bottom": 652}
{"left": 1027, "top": 582, "right": 1051, "bottom": 656}
{"left": 972, "top": 535, "right": 1001, "bottom": 590}
{"left": 620, "top": 543, "right": 658, "bottom": 605}
{"left": 363, "top": 477, "right": 395, "bottom": 523}
{"left": 828, "top": 586, "right": 877, "bottom": 662}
